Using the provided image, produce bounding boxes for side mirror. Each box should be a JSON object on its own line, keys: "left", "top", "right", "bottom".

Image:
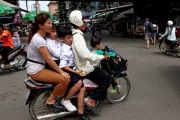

{"left": 102, "top": 46, "right": 110, "bottom": 55}
{"left": 104, "top": 46, "right": 109, "bottom": 53}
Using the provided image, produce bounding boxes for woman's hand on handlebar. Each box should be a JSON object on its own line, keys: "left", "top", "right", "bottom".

{"left": 61, "top": 71, "right": 70, "bottom": 82}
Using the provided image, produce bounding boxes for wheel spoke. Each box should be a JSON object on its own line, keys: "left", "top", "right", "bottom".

{"left": 106, "top": 76, "right": 131, "bottom": 104}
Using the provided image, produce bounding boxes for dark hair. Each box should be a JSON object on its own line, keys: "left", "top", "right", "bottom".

{"left": 0, "top": 23, "right": 4, "bottom": 30}
{"left": 145, "top": 18, "right": 149, "bottom": 21}
{"left": 58, "top": 26, "right": 72, "bottom": 38}
{"left": 28, "top": 12, "right": 50, "bottom": 43}
{"left": 90, "top": 36, "right": 102, "bottom": 48}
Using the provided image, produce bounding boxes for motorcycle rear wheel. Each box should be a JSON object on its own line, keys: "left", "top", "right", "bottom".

{"left": 106, "top": 76, "right": 131, "bottom": 104}
{"left": 14, "top": 53, "right": 27, "bottom": 71}
{"left": 29, "top": 89, "right": 55, "bottom": 120}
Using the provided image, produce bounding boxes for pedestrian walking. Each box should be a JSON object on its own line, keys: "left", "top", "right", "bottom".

{"left": 150, "top": 20, "right": 159, "bottom": 45}
{"left": 143, "top": 18, "right": 151, "bottom": 49}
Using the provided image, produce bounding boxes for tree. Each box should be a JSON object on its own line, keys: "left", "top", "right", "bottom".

{"left": 58, "top": 1, "right": 94, "bottom": 23}
{"left": 57, "top": 1, "right": 67, "bottom": 22}
{"left": 26, "top": 0, "right": 28, "bottom": 11}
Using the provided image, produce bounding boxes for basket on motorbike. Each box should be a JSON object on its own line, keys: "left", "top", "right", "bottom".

{"left": 99, "top": 46, "right": 128, "bottom": 78}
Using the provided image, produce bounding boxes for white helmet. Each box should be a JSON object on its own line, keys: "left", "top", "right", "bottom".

{"left": 167, "top": 20, "right": 173, "bottom": 26}
{"left": 69, "top": 10, "right": 83, "bottom": 27}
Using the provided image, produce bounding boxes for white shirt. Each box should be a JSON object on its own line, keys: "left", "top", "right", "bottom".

{"left": 89, "top": 50, "right": 101, "bottom": 68}
{"left": 46, "top": 37, "right": 61, "bottom": 60}
{"left": 59, "top": 42, "right": 74, "bottom": 68}
{"left": 71, "top": 29, "right": 104, "bottom": 75}
{"left": 161, "top": 26, "right": 176, "bottom": 41}
{"left": 26, "top": 34, "right": 46, "bottom": 74}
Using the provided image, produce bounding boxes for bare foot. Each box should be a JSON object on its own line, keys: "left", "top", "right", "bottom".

{"left": 5, "top": 64, "right": 10, "bottom": 69}
{"left": 86, "top": 98, "right": 96, "bottom": 107}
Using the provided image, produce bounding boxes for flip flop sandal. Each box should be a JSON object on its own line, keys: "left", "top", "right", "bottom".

{"left": 85, "top": 102, "right": 101, "bottom": 114}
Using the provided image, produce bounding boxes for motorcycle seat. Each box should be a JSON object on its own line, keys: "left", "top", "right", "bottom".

{"left": 83, "top": 78, "right": 98, "bottom": 88}
{"left": 7, "top": 45, "right": 25, "bottom": 55}
{"left": 27, "top": 77, "right": 52, "bottom": 86}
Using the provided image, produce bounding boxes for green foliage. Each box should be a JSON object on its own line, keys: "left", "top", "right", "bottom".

{"left": 57, "top": 1, "right": 94, "bottom": 23}
{"left": 57, "top": 1, "right": 67, "bottom": 23}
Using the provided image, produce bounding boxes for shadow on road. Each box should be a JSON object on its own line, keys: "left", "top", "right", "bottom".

{"left": 0, "top": 69, "right": 22, "bottom": 76}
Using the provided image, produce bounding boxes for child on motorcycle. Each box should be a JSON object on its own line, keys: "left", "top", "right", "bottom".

{"left": 46, "top": 26, "right": 90, "bottom": 120}
{"left": 89, "top": 36, "right": 121, "bottom": 60}
{"left": 89, "top": 36, "right": 122, "bottom": 93}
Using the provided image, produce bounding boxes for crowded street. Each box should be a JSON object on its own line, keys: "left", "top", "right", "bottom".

{"left": 1, "top": 31, "right": 180, "bottom": 120}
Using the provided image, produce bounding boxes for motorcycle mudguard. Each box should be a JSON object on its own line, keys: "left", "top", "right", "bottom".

{"left": 25, "top": 88, "right": 51, "bottom": 105}
{"left": 158, "top": 39, "right": 163, "bottom": 44}
{"left": 21, "top": 51, "right": 27, "bottom": 67}
{"left": 115, "top": 73, "right": 127, "bottom": 78}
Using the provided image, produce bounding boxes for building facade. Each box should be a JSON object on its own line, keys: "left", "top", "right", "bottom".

{"left": 47, "top": 1, "right": 58, "bottom": 15}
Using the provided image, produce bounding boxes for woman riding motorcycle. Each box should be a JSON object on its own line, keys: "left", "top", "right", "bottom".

{"left": 159, "top": 20, "right": 177, "bottom": 52}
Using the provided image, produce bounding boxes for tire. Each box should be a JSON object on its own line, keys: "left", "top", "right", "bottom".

{"left": 106, "top": 76, "right": 131, "bottom": 104}
{"left": 14, "top": 53, "right": 27, "bottom": 71}
{"left": 176, "top": 51, "right": 180, "bottom": 57}
{"left": 29, "top": 89, "right": 53, "bottom": 120}
{"left": 159, "top": 42, "right": 166, "bottom": 54}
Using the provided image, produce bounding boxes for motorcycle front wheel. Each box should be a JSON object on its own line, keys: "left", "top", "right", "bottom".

{"left": 14, "top": 53, "right": 27, "bottom": 71}
{"left": 159, "top": 42, "right": 166, "bottom": 54}
{"left": 29, "top": 89, "right": 54, "bottom": 120}
{"left": 106, "top": 76, "right": 131, "bottom": 104}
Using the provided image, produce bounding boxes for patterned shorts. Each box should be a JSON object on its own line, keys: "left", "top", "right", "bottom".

{"left": 145, "top": 33, "right": 151, "bottom": 41}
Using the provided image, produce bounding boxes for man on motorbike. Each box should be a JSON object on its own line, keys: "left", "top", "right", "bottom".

{"left": 0, "top": 23, "right": 14, "bottom": 68}
{"left": 159, "top": 20, "right": 177, "bottom": 52}
{"left": 69, "top": 10, "right": 111, "bottom": 112}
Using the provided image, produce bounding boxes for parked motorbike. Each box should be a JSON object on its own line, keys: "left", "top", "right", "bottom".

{"left": 91, "top": 27, "right": 101, "bottom": 37}
{"left": 0, "top": 44, "right": 27, "bottom": 71}
{"left": 24, "top": 47, "right": 131, "bottom": 120}
{"left": 159, "top": 35, "right": 180, "bottom": 57}
{"left": 19, "top": 27, "right": 28, "bottom": 37}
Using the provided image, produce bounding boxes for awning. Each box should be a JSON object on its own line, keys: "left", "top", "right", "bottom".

{"left": 96, "top": 4, "right": 133, "bottom": 13}
{"left": 115, "top": 8, "right": 134, "bottom": 19}
{"left": 0, "top": 0, "right": 20, "bottom": 9}
{"left": 89, "top": 10, "right": 118, "bottom": 19}
{"left": 89, "top": 13, "right": 103, "bottom": 19}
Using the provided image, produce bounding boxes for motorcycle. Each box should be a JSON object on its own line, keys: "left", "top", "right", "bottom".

{"left": 24, "top": 46, "right": 131, "bottom": 120}
{"left": 91, "top": 27, "right": 101, "bottom": 37}
{"left": 159, "top": 35, "right": 180, "bottom": 57}
{"left": 19, "top": 27, "right": 28, "bottom": 37}
{"left": 0, "top": 44, "right": 27, "bottom": 71}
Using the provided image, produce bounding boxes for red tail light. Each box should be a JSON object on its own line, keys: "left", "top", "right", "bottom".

{"left": 26, "top": 85, "right": 36, "bottom": 90}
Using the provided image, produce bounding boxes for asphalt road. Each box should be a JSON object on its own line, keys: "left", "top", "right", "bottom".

{"left": 0, "top": 31, "right": 180, "bottom": 120}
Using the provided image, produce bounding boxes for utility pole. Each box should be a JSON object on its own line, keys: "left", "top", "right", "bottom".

{"left": 26, "top": 0, "right": 28, "bottom": 11}
{"left": 35, "top": 0, "right": 40, "bottom": 14}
